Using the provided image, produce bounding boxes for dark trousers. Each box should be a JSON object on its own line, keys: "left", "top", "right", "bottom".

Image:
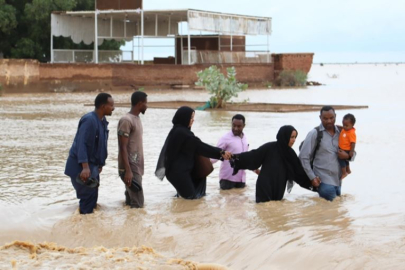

{"left": 220, "top": 179, "right": 246, "bottom": 190}
{"left": 120, "top": 172, "right": 144, "bottom": 208}
{"left": 70, "top": 176, "right": 99, "bottom": 214}
{"left": 167, "top": 171, "right": 207, "bottom": 199}
{"left": 338, "top": 149, "right": 350, "bottom": 168}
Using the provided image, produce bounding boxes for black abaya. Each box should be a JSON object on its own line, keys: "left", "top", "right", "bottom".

{"left": 166, "top": 135, "right": 221, "bottom": 199}
{"left": 232, "top": 126, "right": 313, "bottom": 203}
{"left": 155, "top": 107, "right": 222, "bottom": 199}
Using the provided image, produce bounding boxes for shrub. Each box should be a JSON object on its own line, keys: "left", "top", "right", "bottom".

{"left": 263, "top": 81, "right": 272, "bottom": 88}
{"left": 196, "top": 66, "right": 248, "bottom": 108}
{"left": 275, "top": 70, "right": 307, "bottom": 87}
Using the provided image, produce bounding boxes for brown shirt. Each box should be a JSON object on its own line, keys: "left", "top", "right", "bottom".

{"left": 117, "top": 113, "right": 144, "bottom": 176}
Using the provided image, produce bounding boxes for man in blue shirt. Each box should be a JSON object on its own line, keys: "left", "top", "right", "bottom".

{"left": 65, "top": 93, "right": 115, "bottom": 214}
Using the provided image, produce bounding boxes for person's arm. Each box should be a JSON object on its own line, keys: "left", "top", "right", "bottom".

{"left": 349, "top": 131, "right": 357, "bottom": 157}
{"left": 234, "top": 143, "right": 270, "bottom": 171}
{"left": 118, "top": 119, "right": 133, "bottom": 186}
{"left": 76, "top": 117, "right": 96, "bottom": 181}
{"left": 298, "top": 129, "right": 318, "bottom": 182}
{"left": 349, "top": 142, "right": 356, "bottom": 157}
{"left": 293, "top": 159, "right": 317, "bottom": 190}
{"left": 210, "top": 136, "right": 227, "bottom": 164}
{"left": 338, "top": 149, "right": 350, "bottom": 159}
{"left": 80, "top": 162, "right": 91, "bottom": 181}
{"left": 195, "top": 137, "right": 225, "bottom": 160}
{"left": 118, "top": 135, "right": 133, "bottom": 186}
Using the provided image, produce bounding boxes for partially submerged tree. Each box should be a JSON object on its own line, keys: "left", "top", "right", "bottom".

{"left": 196, "top": 66, "right": 248, "bottom": 108}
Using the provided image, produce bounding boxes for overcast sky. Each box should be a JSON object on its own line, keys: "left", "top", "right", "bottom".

{"left": 134, "top": 0, "right": 404, "bottom": 63}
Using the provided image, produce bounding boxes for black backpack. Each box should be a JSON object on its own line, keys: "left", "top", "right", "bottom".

{"left": 299, "top": 127, "right": 323, "bottom": 169}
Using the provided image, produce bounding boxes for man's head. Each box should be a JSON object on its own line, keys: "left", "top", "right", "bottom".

{"left": 319, "top": 106, "right": 336, "bottom": 130}
{"left": 95, "top": 93, "right": 114, "bottom": 116}
{"left": 131, "top": 91, "right": 148, "bottom": 114}
{"left": 231, "top": 114, "right": 245, "bottom": 137}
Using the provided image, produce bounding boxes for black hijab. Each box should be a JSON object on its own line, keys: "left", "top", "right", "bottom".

{"left": 276, "top": 125, "right": 300, "bottom": 193}
{"left": 172, "top": 106, "right": 195, "bottom": 128}
{"left": 155, "top": 107, "right": 195, "bottom": 180}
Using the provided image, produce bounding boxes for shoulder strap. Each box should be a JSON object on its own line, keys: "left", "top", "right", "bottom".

{"left": 310, "top": 126, "right": 323, "bottom": 168}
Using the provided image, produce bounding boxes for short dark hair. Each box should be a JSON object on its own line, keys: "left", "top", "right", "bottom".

{"left": 94, "top": 93, "right": 112, "bottom": 109}
{"left": 343, "top": 113, "right": 356, "bottom": 125}
{"left": 320, "top": 105, "right": 335, "bottom": 114}
{"left": 232, "top": 114, "right": 245, "bottom": 124}
{"left": 131, "top": 91, "right": 148, "bottom": 106}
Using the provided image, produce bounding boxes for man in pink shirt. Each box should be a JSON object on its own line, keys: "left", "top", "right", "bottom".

{"left": 211, "top": 114, "right": 249, "bottom": 190}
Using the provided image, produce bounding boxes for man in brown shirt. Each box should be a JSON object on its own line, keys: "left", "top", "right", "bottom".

{"left": 117, "top": 91, "right": 148, "bottom": 208}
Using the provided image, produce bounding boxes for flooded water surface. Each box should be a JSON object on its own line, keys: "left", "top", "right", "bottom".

{"left": 0, "top": 64, "right": 404, "bottom": 269}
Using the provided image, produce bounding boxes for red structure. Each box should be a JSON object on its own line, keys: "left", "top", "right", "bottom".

{"left": 0, "top": 54, "right": 314, "bottom": 92}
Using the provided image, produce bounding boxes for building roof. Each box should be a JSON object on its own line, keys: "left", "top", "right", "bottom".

{"left": 51, "top": 9, "right": 272, "bottom": 44}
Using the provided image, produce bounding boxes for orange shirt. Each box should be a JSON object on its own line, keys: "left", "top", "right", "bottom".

{"left": 339, "top": 127, "right": 356, "bottom": 150}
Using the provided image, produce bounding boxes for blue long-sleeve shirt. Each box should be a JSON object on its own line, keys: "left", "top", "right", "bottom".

{"left": 65, "top": 111, "right": 109, "bottom": 178}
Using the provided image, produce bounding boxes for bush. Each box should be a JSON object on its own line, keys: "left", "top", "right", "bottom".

{"left": 264, "top": 81, "right": 272, "bottom": 88}
{"left": 275, "top": 70, "right": 307, "bottom": 87}
{"left": 196, "top": 66, "right": 248, "bottom": 108}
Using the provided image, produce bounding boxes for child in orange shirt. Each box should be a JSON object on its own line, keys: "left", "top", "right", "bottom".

{"left": 339, "top": 113, "right": 357, "bottom": 179}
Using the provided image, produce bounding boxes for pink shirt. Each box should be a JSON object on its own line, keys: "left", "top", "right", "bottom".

{"left": 211, "top": 131, "right": 249, "bottom": 183}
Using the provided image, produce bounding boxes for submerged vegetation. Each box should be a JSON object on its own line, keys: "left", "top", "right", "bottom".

{"left": 275, "top": 70, "right": 308, "bottom": 87}
{"left": 196, "top": 66, "right": 248, "bottom": 108}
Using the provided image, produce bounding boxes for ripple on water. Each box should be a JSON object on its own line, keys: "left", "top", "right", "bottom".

{"left": 1, "top": 65, "right": 405, "bottom": 269}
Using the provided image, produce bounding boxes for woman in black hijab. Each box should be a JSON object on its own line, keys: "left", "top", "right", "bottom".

{"left": 156, "top": 106, "right": 230, "bottom": 199}
{"left": 231, "top": 125, "right": 316, "bottom": 203}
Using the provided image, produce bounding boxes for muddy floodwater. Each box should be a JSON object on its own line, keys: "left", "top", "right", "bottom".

{"left": 0, "top": 64, "right": 404, "bottom": 269}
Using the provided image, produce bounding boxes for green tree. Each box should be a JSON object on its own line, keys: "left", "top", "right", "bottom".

{"left": 196, "top": 66, "right": 248, "bottom": 108}
{"left": 0, "top": 0, "right": 123, "bottom": 62}
{"left": 0, "top": 0, "right": 17, "bottom": 34}
{"left": 0, "top": 0, "right": 18, "bottom": 57}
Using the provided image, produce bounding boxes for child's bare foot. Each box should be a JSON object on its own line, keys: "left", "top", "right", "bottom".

{"left": 341, "top": 168, "right": 348, "bottom": 179}
{"left": 346, "top": 166, "right": 352, "bottom": 174}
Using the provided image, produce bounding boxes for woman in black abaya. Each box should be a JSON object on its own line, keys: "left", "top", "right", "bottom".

{"left": 231, "top": 125, "right": 316, "bottom": 203}
{"left": 155, "top": 106, "right": 230, "bottom": 199}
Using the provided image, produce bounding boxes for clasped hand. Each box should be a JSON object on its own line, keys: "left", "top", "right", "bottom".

{"left": 311, "top": 176, "right": 321, "bottom": 187}
{"left": 221, "top": 151, "right": 232, "bottom": 160}
{"left": 338, "top": 149, "right": 350, "bottom": 160}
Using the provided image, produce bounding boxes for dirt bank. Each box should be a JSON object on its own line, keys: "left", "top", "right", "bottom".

{"left": 103, "top": 101, "right": 369, "bottom": 113}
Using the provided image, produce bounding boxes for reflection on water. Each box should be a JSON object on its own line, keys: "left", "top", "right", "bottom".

{"left": 1, "top": 64, "right": 405, "bottom": 269}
